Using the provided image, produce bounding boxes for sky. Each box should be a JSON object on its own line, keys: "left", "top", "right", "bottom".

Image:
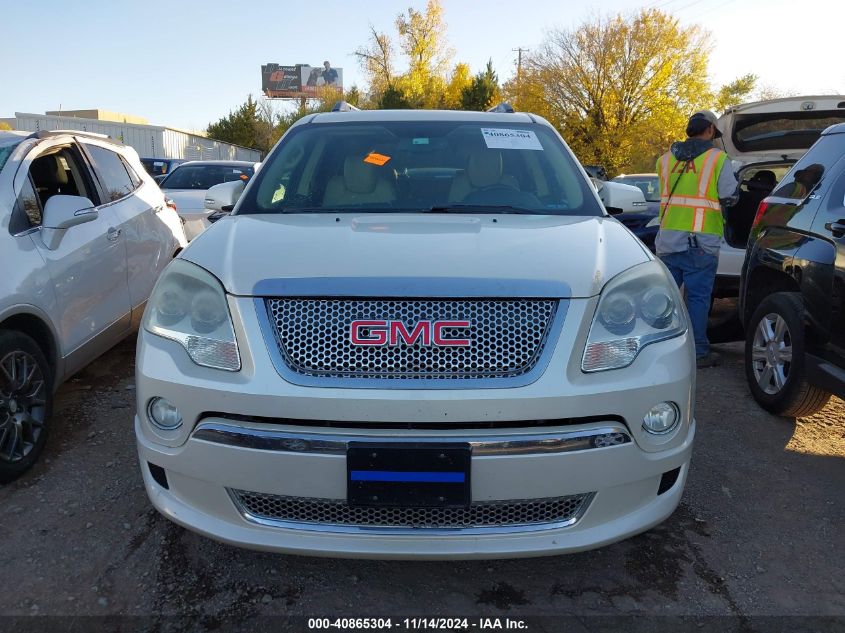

{"left": 1, "top": 0, "right": 843, "bottom": 132}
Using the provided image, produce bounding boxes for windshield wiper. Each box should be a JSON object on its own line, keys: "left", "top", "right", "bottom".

{"left": 425, "top": 204, "right": 536, "bottom": 214}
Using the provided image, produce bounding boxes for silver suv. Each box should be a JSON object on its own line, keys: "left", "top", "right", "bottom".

{"left": 135, "top": 107, "right": 695, "bottom": 559}
{"left": 0, "top": 130, "right": 186, "bottom": 482}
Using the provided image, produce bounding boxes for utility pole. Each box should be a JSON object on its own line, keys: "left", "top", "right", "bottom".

{"left": 513, "top": 48, "right": 529, "bottom": 108}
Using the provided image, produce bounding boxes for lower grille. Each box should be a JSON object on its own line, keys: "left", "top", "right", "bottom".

{"left": 231, "top": 490, "right": 593, "bottom": 530}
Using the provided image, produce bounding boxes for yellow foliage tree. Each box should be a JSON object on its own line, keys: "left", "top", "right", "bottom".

{"left": 354, "top": 26, "right": 396, "bottom": 98}
{"left": 443, "top": 63, "right": 472, "bottom": 109}
{"left": 511, "top": 9, "right": 714, "bottom": 175}
{"left": 356, "top": 0, "right": 453, "bottom": 108}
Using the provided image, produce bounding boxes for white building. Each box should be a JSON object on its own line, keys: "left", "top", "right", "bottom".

{"left": 2, "top": 112, "right": 262, "bottom": 162}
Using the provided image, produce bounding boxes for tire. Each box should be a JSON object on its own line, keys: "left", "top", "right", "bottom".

{"left": 744, "top": 292, "right": 831, "bottom": 417}
{"left": 0, "top": 330, "right": 53, "bottom": 483}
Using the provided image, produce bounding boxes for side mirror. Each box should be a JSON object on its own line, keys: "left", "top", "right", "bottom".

{"left": 597, "top": 181, "right": 647, "bottom": 215}
{"left": 204, "top": 180, "right": 244, "bottom": 213}
{"left": 41, "top": 195, "right": 98, "bottom": 250}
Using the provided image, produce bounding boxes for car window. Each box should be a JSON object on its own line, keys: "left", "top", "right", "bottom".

{"left": 11, "top": 177, "right": 42, "bottom": 232}
{"left": 29, "top": 145, "right": 95, "bottom": 209}
{"left": 770, "top": 135, "right": 845, "bottom": 200}
{"left": 240, "top": 121, "right": 600, "bottom": 216}
{"left": 733, "top": 111, "right": 845, "bottom": 153}
{"left": 85, "top": 144, "right": 136, "bottom": 202}
{"left": 0, "top": 139, "right": 22, "bottom": 172}
{"left": 122, "top": 157, "right": 144, "bottom": 189}
{"left": 613, "top": 176, "right": 659, "bottom": 202}
{"left": 825, "top": 161, "right": 845, "bottom": 211}
{"left": 141, "top": 158, "right": 168, "bottom": 176}
{"left": 159, "top": 164, "right": 254, "bottom": 190}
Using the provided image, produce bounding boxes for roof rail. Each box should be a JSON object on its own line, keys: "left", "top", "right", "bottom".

{"left": 331, "top": 101, "right": 361, "bottom": 112}
{"left": 30, "top": 129, "right": 115, "bottom": 142}
{"left": 486, "top": 103, "right": 515, "bottom": 113}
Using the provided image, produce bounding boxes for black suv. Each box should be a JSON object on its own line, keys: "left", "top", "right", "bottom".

{"left": 740, "top": 122, "right": 845, "bottom": 416}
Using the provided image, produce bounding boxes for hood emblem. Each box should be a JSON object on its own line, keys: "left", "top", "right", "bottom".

{"left": 350, "top": 320, "right": 471, "bottom": 347}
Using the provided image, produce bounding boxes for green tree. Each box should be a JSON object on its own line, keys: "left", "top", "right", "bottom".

{"left": 460, "top": 59, "right": 500, "bottom": 111}
{"left": 379, "top": 86, "right": 414, "bottom": 109}
{"left": 714, "top": 73, "right": 757, "bottom": 112}
{"left": 344, "top": 85, "right": 362, "bottom": 108}
{"left": 206, "top": 95, "right": 267, "bottom": 151}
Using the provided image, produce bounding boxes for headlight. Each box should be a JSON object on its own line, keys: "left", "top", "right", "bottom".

{"left": 144, "top": 259, "right": 241, "bottom": 371}
{"left": 582, "top": 260, "right": 687, "bottom": 372}
{"left": 645, "top": 215, "right": 660, "bottom": 228}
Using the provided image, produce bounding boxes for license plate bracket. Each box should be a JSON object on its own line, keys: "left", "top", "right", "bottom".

{"left": 347, "top": 443, "right": 471, "bottom": 508}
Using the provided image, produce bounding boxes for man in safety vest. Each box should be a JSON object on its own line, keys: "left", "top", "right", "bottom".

{"left": 656, "top": 110, "right": 738, "bottom": 368}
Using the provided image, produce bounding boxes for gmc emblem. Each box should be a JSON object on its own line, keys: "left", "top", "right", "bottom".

{"left": 350, "top": 320, "right": 471, "bottom": 347}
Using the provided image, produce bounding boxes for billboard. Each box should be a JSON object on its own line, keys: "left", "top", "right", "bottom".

{"left": 262, "top": 62, "right": 343, "bottom": 98}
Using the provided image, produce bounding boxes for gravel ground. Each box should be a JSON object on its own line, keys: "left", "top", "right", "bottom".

{"left": 1, "top": 337, "right": 843, "bottom": 632}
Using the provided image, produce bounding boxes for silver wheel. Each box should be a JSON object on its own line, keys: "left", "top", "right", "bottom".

{"left": 750, "top": 312, "right": 793, "bottom": 395}
{"left": 0, "top": 350, "right": 48, "bottom": 463}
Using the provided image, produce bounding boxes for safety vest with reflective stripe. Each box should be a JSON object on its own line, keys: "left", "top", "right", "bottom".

{"left": 656, "top": 148, "right": 727, "bottom": 236}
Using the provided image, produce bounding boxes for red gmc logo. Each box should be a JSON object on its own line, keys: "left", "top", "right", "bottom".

{"left": 350, "top": 320, "right": 471, "bottom": 347}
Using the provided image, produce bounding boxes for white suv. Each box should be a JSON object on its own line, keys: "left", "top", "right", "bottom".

{"left": 135, "top": 107, "right": 695, "bottom": 559}
{"left": 0, "top": 130, "right": 186, "bottom": 482}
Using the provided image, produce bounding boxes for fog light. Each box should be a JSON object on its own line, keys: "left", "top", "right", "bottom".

{"left": 148, "top": 397, "right": 182, "bottom": 430}
{"left": 642, "top": 402, "right": 679, "bottom": 434}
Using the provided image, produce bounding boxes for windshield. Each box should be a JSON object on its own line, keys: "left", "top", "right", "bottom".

{"left": 141, "top": 158, "right": 175, "bottom": 176}
{"left": 238, "top": 120, "right": 602, "bottom": 216}
{"left": 613, "top": 175, "right": 659, "bottom": 202}
{"left": 0, "top": 139, "right": 22, "bottom": 173}
{"left": 160, "top": 163, "right": 254, "bottom": 190}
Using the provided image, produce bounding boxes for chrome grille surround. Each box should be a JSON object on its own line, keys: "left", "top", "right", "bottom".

{"left": 264, "top": 298, "right": 558, "bottom": 381}
{"left": 230, "top": 489, "right": 594, "bottom": 534}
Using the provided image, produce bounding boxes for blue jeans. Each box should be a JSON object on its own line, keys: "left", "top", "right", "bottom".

{"left": 659, "top": 248, "right": 719, "bottom": 358}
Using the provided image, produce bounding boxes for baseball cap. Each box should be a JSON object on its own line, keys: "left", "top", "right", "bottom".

{"left": 688, "top": 110, "right": 723, "bottom": 138}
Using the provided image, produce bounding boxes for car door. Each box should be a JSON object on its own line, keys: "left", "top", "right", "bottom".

{"left": 808, "top": 147, "right": 845, "bottom": 361}
{"left": 81, "top": 142, "right": 171, "bottom": 317}
{"left": 20, "top": 141, "right": 132, "bottom": 371}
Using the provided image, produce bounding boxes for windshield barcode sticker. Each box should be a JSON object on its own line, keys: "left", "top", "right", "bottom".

{"left": 481, "top": 128, "right": 543, "bottom": 151}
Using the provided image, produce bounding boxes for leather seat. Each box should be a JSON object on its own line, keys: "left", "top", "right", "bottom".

{"left": 323, "top": 156, "right": 396, "bottom": 207}
{"left": 449, "top": 150, "right": 517, "bottom": 202}
{"left": 30, "top": 154, "right": 71, "bottom": 206}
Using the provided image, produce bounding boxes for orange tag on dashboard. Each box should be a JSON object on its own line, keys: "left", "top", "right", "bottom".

{"left": 364, "top": 152, "right": 391, "bottom": 166}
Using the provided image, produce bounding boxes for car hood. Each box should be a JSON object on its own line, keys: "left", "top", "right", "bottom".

{"left": 162, "top": 189, "right": 207, "bottom": 212}
{"left": 180, "top": 213, "right": 650, "bottom": 299}
{"left": 718, "top": 95, "right": 845, "bottom": 162}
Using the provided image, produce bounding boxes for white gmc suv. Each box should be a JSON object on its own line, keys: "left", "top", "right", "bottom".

{"left": 135, "top": 107, "right": 696, "bottom": 559}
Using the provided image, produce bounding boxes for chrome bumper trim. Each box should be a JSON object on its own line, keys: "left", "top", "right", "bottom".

{"left": 227, "top": 489, "right": 596, "bottom": 535}
{"left": 191, "top": 421, "right": 631, "bottom": 456}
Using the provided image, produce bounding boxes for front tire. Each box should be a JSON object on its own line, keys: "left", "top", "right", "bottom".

{"left": 0, "top": 330, "right": 53, "bottom": 483}
{"left": 744, "top": 293, "right": 831, "bottom": 417}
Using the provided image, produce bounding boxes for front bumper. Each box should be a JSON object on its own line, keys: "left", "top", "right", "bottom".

{"left": 135, "top": 295, "right": 696, "bottom": 559}
{"left": 137, "top": 416, "right": 693, "bottom": 559}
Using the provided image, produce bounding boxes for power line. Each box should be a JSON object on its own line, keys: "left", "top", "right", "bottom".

{"left": 672, "top": 0, "right": 711, "bottom": 13}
